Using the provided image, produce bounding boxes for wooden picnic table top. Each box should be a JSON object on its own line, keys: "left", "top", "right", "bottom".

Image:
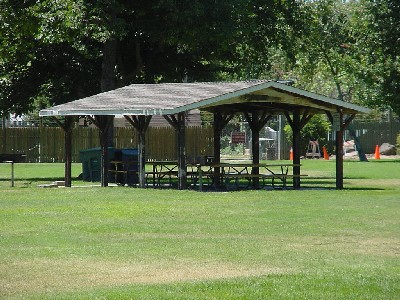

{"left": 144, "top": 161, "right": 301, "bottom": 169}
{"left": 146, "top": 160, "right": 178, "bottom": 165}
{"left": 207, "top": 162, "right": 301, "bottom": 168}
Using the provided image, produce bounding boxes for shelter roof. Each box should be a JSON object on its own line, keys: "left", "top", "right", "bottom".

{"left": 39, "top": 80, "right": 370, "bottom": 117}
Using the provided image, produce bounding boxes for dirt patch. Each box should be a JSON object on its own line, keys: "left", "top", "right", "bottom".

{"left": 287, "top": 236, "right": 400, "bottom": 257}
{"left": 0, "top": 259, "right": 290, "bottom": 297}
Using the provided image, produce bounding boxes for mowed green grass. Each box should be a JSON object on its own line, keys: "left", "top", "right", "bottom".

{"left": 0, "top": 160, "right": 399, "bottom": 299}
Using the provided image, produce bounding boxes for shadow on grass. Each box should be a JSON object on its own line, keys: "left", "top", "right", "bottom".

{"left": 344, "top": 186, "right": 385, "bottom": 191}
{"left": 0, "top": 177, "right": 66, "bottom": 183}
{"left": 300, "top": 185, "right": 385, "bottom": 191}
{"left": 0, "top": 177, "right": 387, "bottom": 191}
{"left": 364, "top": 159, "right": 400, "bottom": 163}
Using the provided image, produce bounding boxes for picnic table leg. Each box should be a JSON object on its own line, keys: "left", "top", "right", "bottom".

{"left": 199, "top": 168, "right": 203, "bottom": 192}
{"left": 11, "top": 162, "right": 14, "bottom": 187}
{"left": 153, "top": 165, "right": 156, "bottom": 188}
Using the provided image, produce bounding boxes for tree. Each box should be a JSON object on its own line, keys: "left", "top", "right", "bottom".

{"left": 363, "top": 0, "right": 400, "bottom": 116}
{"left": 1, "top": 0, "right": 306, "bottom": 118}
{"left": 277, "top": 0, "right": 374, "bottom": 161}
{"left": 0, "top": 0, "right": 101, "bottom": 118}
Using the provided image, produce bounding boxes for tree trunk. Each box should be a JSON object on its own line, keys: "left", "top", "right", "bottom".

{"left": 101, "top": 39, "right": 117, "bottom": 92}
{"left": 348, "top": 125, "right": 368, "bottom": 162}
{"left": 101, "top": 39, "right": 117, "bottom": 148}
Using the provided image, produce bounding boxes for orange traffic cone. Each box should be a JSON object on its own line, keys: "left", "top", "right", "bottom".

{"left": 322, "top": 146, "right": 329, "bottom": 160}
{"left": 289, "top": 148, "right": 293, "bottom": 160}
{"left": 374, "top": 145, "right": 380, "bottom": 159}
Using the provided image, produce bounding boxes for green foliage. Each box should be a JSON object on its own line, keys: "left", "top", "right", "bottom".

{"left": 366, "top": 0, "right": 400, "bottom": 115}
{"left": 1, "top": 0, "right": 399, "bottom": 119}
{"left": 0, "top": 0, "right": 305, "bottom": 117}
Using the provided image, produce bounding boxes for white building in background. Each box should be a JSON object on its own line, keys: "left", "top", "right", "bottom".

{"left": 1, "top": 114, "right": 37, "bottom": 127}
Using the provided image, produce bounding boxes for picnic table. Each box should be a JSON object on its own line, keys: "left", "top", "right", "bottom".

{"left": 193, "top": 162, "right": 306, "bottom": 191}
{"left": 146, "top": 161, "right": 180, "bottom": 187}
{"left": 145, "top": 160, "right": 211, "bottom": 188}
{"left": 111, "top": 160, "right": 306, "bottom": 190}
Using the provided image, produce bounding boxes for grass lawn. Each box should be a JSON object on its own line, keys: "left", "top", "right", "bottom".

{"left": 0, "top": 159, "right": 399, "bottom": 299}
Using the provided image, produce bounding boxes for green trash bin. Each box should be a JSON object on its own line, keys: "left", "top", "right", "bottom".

{"left": 79, "top": 147, "right": 115, "bottom": 182}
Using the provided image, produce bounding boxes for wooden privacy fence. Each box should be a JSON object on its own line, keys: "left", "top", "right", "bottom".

{"left": 350, "top": 120, "right": 400, "bottom": 153}
{"left": 0, "top": 126, "right": 214, "bottom": 163}
{"left": 1, "top": 120, "right": 398, "bottom": 162}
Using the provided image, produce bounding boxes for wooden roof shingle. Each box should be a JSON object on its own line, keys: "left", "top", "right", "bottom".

{"left": 39, "top": 80, "right": 370, "bottom": 117}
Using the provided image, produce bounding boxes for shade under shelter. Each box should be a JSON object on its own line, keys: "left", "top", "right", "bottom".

{"left": 39, "top": 80, "right": 370, "bottom": 190}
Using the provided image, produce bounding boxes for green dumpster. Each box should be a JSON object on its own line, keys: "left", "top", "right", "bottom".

{"left": 79, "top": 147, "right": 115, "bottom": 182}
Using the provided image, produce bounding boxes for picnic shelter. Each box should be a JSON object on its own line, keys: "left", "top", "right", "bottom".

{"left": 39, "top": 80, "right": 370, "bottom": 190}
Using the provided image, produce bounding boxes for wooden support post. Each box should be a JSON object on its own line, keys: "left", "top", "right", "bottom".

{"left": 213, "top": 112, "right": 222, "bottom": 187}
{"left": 11, "top": 161, "right": 14, "bottom": 187}
{"left": 331, "top": 112, "right": 355, "bottom": 189}
{"left": 284, "top": 109, "right": 311, "bottom": 189}
{"left": 252, "top": 121, "right": 260, "bottom": 187}
{"left": 138, "top": 129, "right": 146, "bottom": 188}
{"left": 52, "top": 116, "right": 74, "bottom": 187}
{"left": 64, "top": 117, "right": 73, "bottom": 187}
{"left": 164, "top": 113, "right": 187, "bottom": 190}
{"left": 89, "top": 115, "right": 113, "bottom": 187}
{"left": 336, "top": 126, "right": 344, "bottom": 189}
{"left": 212, "top": 112, "right": 234, "bottom": 188}
{"left": 292, "top": 110, "right": 301, "bottom": 189}
{"left": 124, "top": 115, "right": 152, "bottom": 188}
{"left": 244, "top": 111, "right": 272, "bottom": 189}
{"left": 177, "top": 112, "right": 186, "bottom": 190}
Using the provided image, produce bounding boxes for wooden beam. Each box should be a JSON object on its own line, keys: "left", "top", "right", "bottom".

{"left": 292, "top": 109, "right": 301, "bottom": 189}
{"left": 335, "top": 112, "right": 356, "bottom": 189}
{"left": 258, "top": 111, "right": 273, "bottom": 131}
{"left": 299, "top": 110, "right": 313, "bottom": 129}
{"left": 213, "top": 111, "right": 235, "bottom": 186}
{"left": 164, "top": 113, "right": 187, "bottom": 189}
{"left": 94, "top": 115, "right": 113, "bottom": 187}
{"left": 213, "top": 112, "right": 223, "bottom": 187}
{"left": 51, "top": 116, "right": 74, "bottom": 187}
{"left": 251, "top": 111, "right": 260, "bottom": 188}
{"left": 241, "top": 94, "right": 281, "bottom": 102}
{"left": 284, "top": 109, "right": 311, "bottom": 189}
{"left": 64, "top": 117, "right": 73, "bottom": 187}
{"left": 325, "top": 111, "right": 333, "bottom": 124}
{"left": 86, "top": 115, "right": 98, "bottom": 127}
{"left": 335, "top": 111, "right": 345, "bottom": 189}
{"left": 217, "top": 113, "right": 234, "bottom": 131}
{"left": 163, "top": 114, "right": 178, "bottom": 129}
{"left": 284, "top": 111, "right": 294, "bottom": 129}
{"left": 124, "top": 115, "right": 139, "bottom": 130}
{"left": 177, "top": 112, "right": 186, "bottom": 190}
{"left": 243, "top": 110, "right": 273, "bottom": 188}
{"left": 51, "top": 116, "right": 64, "bottom": 129}
{"left": 124, "top": 115, "right": 152, "bottom": 188}
{"left": 342, "top": 114, "right": 355, "bottom": 130}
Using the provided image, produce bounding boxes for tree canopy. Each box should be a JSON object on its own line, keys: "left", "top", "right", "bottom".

{"left": 0, "top": 0, "right": 398, "bottom": 117}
